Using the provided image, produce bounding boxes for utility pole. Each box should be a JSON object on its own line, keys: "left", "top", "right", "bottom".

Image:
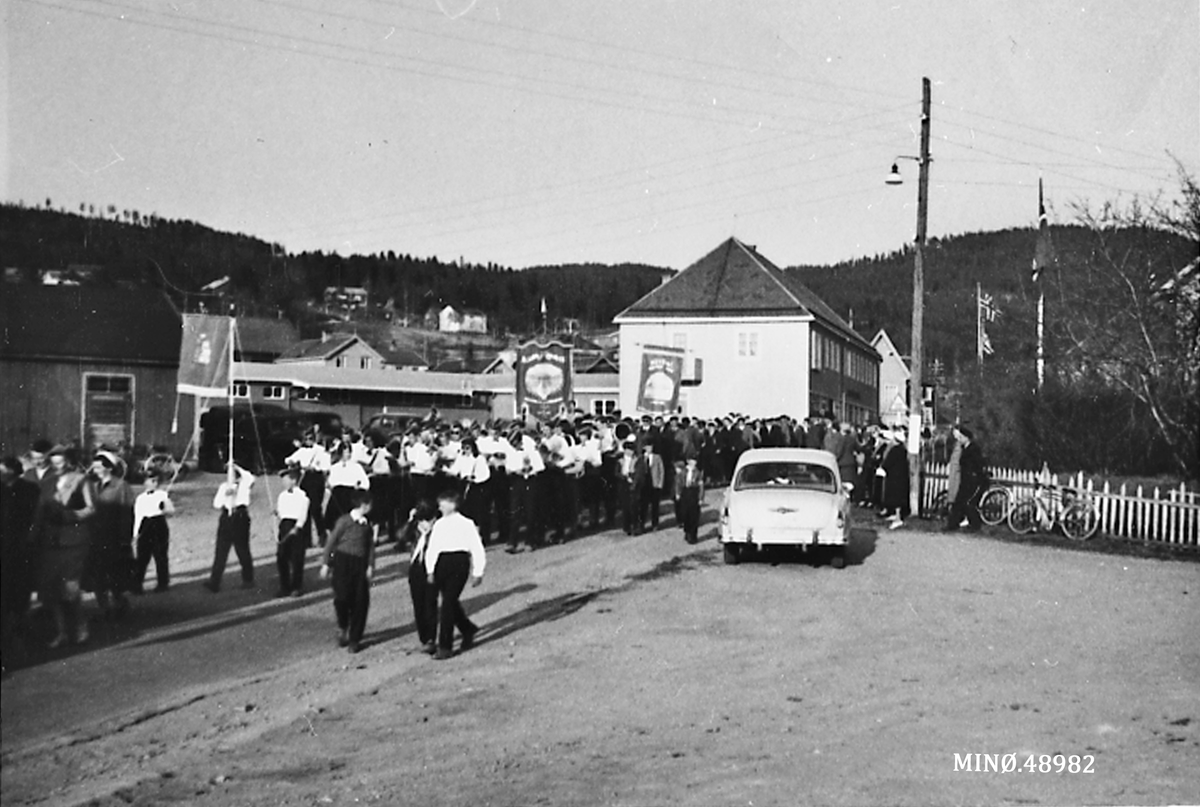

{"left": 909, "top": 77, "right": 931, "bottom": 517}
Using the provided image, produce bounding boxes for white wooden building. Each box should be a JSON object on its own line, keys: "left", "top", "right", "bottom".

{"left": 614, "top": 238, "right": 879, "bottom": 422}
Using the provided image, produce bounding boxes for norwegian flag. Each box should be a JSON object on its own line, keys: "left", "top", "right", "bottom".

{"left": 1031, "top": 178, "right": 1053, "bottom": 282}
{"left": 979, "top": 292, "right": 1001, "bottom": 322}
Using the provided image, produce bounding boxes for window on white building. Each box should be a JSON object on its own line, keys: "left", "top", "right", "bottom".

{"left": 360, "top": 357, "right": 371, "bottom": 370}
{"left": 263, "top": 385, "right": 286, "bottom": 400}
{"left": 737, "top": 331, "right": 759, "bottom": 358}
{"left": 335, "top": 357, "right": 346, "bottom": 368}
{"left": 591, "top": 399, "right": 617, "bottom": 416}
{"left": 230, "top": 383, "right": 249, "bottom": 399}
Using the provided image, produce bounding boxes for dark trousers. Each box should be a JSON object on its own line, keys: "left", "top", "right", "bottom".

{"left": 617, "top": 477, "right": 637, "bottom": 534}
{"left": 678, "top": 487, "right": 702, "bottom": 542}
{"left": 331, "top": 552, "right": 370, "bottom": 644}
{"left": 275, "top": 518, "right": 307, "bottom": 594}
{"left": 300, "top": 471, "right": 326, "bottom": 544}
{"left": 210, "top": 507, "right": 252, "bottom": 588}
{"left": 482, "top": 471, "right": 509, "bottom": 545}
{"left": 407, "top": 556, "right": 437, "bottom": 645}
{"left": 947, "top": 483, "right": 984, "bottom": 529}
{"left": 507, "top": 475, "right": 542, "bottom": 548}
{"left": 462, "top": 482, "right": 489, "bottom": 539}
{"left": 135, "top": 517, "right": 170, "bottom": 591}
{"left": 432, "top": 551, "right": 476, "bottom": 651}
{"left": 637, "top": 484, "right": 660, "bottom": 531}
{"left": 324, "top": 486, "right": 356, "bottom": 534}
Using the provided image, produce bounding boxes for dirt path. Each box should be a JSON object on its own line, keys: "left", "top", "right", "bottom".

{"left": 2, "top": 475, "right": 1197, "bottom": 806}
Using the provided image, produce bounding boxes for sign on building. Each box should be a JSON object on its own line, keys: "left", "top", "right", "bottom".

{"left": 636, "top": 345, "right": 684, "bottom": 415}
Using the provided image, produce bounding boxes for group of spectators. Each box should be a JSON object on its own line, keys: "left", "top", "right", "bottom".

{"left": 1, "top": 440, "right": 174, "bottom": 662}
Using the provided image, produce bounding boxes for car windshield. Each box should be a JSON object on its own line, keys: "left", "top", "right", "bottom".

{"left": 734, "top": 461, "right": 837, "bottom": 493}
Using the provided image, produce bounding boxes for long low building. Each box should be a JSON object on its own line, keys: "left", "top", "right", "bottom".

{"left": 231, "top": 362, "right": 619, "bottom": 427}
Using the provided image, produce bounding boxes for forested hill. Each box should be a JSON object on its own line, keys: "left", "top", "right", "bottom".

{"left": 789, "top": 225, "right": 1194, "bottom": 375}
{"left": 3, "top": 203, "right": 1189, "bottom": 365}
{"left": 0, "top": 203, "right": 671, "bottom": 335}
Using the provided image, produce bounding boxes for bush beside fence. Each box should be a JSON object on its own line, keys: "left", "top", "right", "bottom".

{"left": 922, "top": 462, "right": 1199, "bottom": 548}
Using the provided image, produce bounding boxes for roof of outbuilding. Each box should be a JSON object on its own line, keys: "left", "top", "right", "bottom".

{"left": 615, "top": 237, "right": 871, "bottom": 350}
{"left": 0, "top": 285, "right": 182, "bottom": 364}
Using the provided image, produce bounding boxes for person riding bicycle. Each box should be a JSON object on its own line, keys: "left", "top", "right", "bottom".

{"left": 945, "top": 426, "right": 987, "bottom": 532}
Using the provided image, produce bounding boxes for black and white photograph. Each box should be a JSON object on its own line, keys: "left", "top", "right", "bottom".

{"left": 2, "top": 1, "right": 1197, "bottom": 804}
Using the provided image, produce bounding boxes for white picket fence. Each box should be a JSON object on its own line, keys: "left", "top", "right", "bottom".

{"left": 923, "top": 462, "right": 1200, "bottom": 548}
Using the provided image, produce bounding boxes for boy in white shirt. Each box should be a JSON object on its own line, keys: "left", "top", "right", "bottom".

{"left": 133, "top": 471, "right": 175, "bottom": 593}
{"left": 274, "top": 468, "right": 310, "bottom": 597}
{"left": 425, "top": 490, "right": 486, "bottom": 659}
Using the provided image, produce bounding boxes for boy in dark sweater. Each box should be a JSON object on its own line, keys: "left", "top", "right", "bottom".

{"left": 321, "top": 491, "right": 374, "bottom": 653}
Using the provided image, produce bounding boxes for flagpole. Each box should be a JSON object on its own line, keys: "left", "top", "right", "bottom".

{"left": 976, "top": 282, "right": 983, "bottom": 364}
{"left": 1037, "top": 292, "right": 1045, "bottom": 389}
{"left": 227, "top": 311, "right": 236, "bottom": 486}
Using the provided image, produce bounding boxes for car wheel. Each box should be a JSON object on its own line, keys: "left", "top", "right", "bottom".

{"left": 723, "top": 544, "right": 740, "bottom": 565}
{"left": 830, "top": 549, "right": 846, "bottom": 569}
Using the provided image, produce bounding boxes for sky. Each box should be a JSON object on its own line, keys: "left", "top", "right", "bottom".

{"left": 3, "top": 0, "right": 1198, "bottom": 271}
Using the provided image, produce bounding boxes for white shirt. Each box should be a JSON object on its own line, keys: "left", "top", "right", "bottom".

{"left": 406, "top": 442, "right": 437, "bottom": 475}
{"left": 213, "top": 472, "right": 254, "bottom": 511}
{"left": 276, "top": 487, "right": 310, "bottom": 526}
{"left": 579, "top": 436, "right": 603, "bottom": 468}
{"left": 286, "top": 444, "right": 331, "bottom": 472}
{"left": 366, "top": 448, "right": 394, "bottom": 475}
{"left": 349, "top": 440, "right": 370, "bottom": 466}
{"left": 504, "top": 435, "right": 545, "bottom": 477}
{"left": 452, "top": 453, "right": 491, "bottom": 484}
{"left": 424, "top": 511, "right": 487, "bottom": 578}
{"left": 328, "top": 460, "right": 370, "bottom": 490}
{"left": 133, "top": 489, "right": 174, "bottom": 537}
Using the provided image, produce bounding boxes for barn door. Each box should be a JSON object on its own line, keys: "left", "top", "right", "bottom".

{"left": 83, "top": 374, "right": 134, "bottom": 450}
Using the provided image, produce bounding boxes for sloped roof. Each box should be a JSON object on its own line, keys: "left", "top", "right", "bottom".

{"left": 615, "top": 237, "right": 871, "bottom": 349}
{"left": 0, "top": 285, "right": 181, "bottom": 364}
{"left": 234, "top": 316, "right": 299, "bottom": 357}
{"left": 276, "top": 333, "right": 382, "bottom": 363}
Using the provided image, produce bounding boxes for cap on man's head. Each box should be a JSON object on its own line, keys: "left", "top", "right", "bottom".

{"left": 31, "top": 439, "right": 53, "bottom": 454}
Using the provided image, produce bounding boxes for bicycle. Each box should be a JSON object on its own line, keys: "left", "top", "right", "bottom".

{"left": 978, "top": 484, "right": 1013, "bottom": 526}
{"left": 1007, "top": 482, "right": 1099, "bottom": 540}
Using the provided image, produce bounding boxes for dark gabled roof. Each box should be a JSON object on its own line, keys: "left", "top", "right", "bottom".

{"left": 235, "top": 316, "right": 299, "bottom": 357}
{"left": 0, "top": 285, "right": 181, "bottom": 364}
{"left": 276, "top": 333, "right": 374, "bottom": 362}
{"left": 615, "top": 237, "right": 872, "bottom": 350}
{"left": 378, "top": 344, "right": 429, "bottom": 368}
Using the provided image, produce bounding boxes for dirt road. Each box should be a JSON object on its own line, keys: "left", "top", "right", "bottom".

{"left": 2, "top": 474, "right": 1197, "bottom": 806}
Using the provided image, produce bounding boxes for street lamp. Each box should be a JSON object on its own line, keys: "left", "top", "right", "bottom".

{"left": 886, "top": 77, "right": 931, "bottom": 519}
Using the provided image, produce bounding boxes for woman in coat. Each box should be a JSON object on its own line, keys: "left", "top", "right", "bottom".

{"left": 82, "top": 451, "right": 136, "bottom": 620}
{"left": 37, "top": 450, "right": 95, "bottom": 647}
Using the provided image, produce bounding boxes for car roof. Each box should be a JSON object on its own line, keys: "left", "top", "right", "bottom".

{"left": 734, "top": 448, "right": 837, "bottom": 471}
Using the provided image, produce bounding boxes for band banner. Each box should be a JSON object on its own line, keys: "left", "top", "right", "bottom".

{"left": 636, "top": 345, "right": 684, "bottom": 414}
{"left": 177, "top": 314, "right": 232, "bottom": 398}
{"left": 516, "top": 339, "right": 573, "bottom": 421}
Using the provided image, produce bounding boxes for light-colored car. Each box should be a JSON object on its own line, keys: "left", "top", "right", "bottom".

{"left": 719, "top": 448, "right": 852, "bottom": 567}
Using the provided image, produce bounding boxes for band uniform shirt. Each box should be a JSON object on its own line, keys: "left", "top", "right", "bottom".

{"left": 276, "top": 488, "right": 310, "bottom": 527}
{"left": 327, "top": 460, "right": 370, "bottom": 491}
{"left": 406, "top": 442, "right": 437, "bottom": 476}
{"left": 133, "top": 489, "right": 174, "bottom": 537}
{"left": 423, "top": 511, "right": 487, "bottom": 578}
{"left": 286, "top": 445, "right": 331, "bottom": 473}
{"left": 213, "top": 472, "right": 255, "bottom": 512}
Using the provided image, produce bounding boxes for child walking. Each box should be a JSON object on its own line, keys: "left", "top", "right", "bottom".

{"left": 133, "top": 471, "right": 175, "bottom": 593}
{"left": 321, "top": 491, "right": 374, "bottom": 653}
{"left": 274, "top": 468, "right": 310, "bottom": 598}
{"left": 424, "top": 490, "right": 486, "bottom": 660}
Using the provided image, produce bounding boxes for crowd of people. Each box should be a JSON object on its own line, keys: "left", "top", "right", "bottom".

{"left": 1, "top": 409, "right": 966, "bottom": 667}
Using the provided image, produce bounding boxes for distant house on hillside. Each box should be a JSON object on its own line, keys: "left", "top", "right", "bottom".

{"left": 438, "top": 305, "right": 488, "bottom": 334}
{"left": 324, "top": 286, "right": 369, "bottom": 314}
{"left": 615, "top": 237, "right": 879, "bottom": 422}
{"left": 871, "top": 329, "right": 910, "bottom": 428}
{"left": 377, "top": 340, "right": 429, "bottom": 372}
{"left": 276, "top": 333, "right": 386, "bottom": 371}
